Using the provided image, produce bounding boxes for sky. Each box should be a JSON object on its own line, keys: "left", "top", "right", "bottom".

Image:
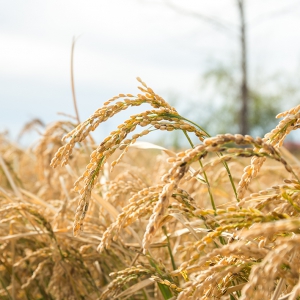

{"left": 1, "top": 0, "right": 300, "bottom": 145}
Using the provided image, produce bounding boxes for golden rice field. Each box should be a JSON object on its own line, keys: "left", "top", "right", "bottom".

{"left": 1, "top": 78, "right": 300, "bottom": 299}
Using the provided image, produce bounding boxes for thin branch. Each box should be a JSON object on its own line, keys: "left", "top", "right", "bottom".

{"left": 249, "top": 1, "right": 300, "bottom": 27}
{"left": 163, "top": 0, "right": 239, "bottom": 37}
{"left": 71, "top": 36, "right": 81, "bottom": 124}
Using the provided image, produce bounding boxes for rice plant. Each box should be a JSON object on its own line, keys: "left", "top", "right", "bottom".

{"left": 1, "top": 78, "right": 300, "bottom": 299}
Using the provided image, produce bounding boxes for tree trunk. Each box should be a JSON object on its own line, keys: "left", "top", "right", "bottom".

{"left": 238, "top": 0, "right": 249, "bottom": 135}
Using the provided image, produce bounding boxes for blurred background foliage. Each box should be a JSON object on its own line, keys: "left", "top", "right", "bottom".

{"left": 192, "top": 62, "right": 300, "bottom": 137}
{"left": 154, "top": 0, "right": 300, "bottom": 149}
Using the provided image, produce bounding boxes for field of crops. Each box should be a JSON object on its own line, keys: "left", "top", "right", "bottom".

{"left": 1, "top": 78, "right": 300, "bottom": 299}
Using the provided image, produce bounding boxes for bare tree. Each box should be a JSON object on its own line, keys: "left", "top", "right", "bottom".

{"left": 162, "top": 0, "right": 300, "bottom": 137}
{"left": 164, "top": 0, "right": 250, "bottom": 134}
{"left": 237, "top": 0, "right": 249, "bottom": 135}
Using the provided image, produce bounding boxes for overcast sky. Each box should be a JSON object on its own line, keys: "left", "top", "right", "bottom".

{"left": 1, "top": 0, "right": 300, "bottom": 145}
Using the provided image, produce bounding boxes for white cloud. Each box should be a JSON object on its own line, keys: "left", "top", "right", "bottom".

{"left": 1, "top": 0, "right": 300, "bottom": 142}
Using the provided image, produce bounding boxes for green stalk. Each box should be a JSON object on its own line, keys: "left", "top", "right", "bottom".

{"left": 157, "top": 284, "right": 173, "bottom": 299}
{"left": 147, "top": 255, "right": 173, "bottom": 299}
{"left": 156, "top": 112, "right": 237, "bottom": 200}
{"left": 183, "top": 130, "right": 227, "bottom": 245}
{"left": 181, "top": 116, "right": 238, "bottom": 201}
{"left": 221, "top": 160, "right": 238, "bottom": 201}
{"left": 183, "top": 130, "right": 216, "bottom": 212}
{"left": 141, "top": 288, "right": 149, "bottom": 300}
{"left": 162, "top": 226, "right": 176, "bottom": 271}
